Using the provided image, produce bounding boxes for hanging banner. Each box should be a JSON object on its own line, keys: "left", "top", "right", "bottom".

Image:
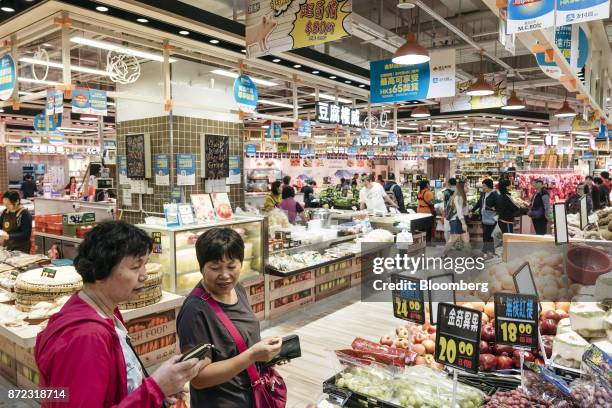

{"left": 154, "top": 154, "right": 170, "bottom": 186}
{"left": 90, "top": 89, "right": 108, "bottom": 116}
{"left": 233, "top": 74, "right": 258, "bottom": 113}
{"left": 71, "top": 89, "right": 91, "bottom": 114}
{"left": 498, "top": 128, "right": 509, "bottom": 145}
{"left": 369, "top": 49, "right": 456, "bottom": 104}
{"left": 440, "top": 73, "right": 507, "bottom": 113}
{"left": 297, "top": 119, "right": 312, "bottom": 138}
{"left": 245, "top": 143, "right": 257, "bottom": 157}
{"left": 550, "top": 116, "right": 573, "bottom": 132}
{"left": 176, "top": 153, "right": 196, "bottom": 186}
{"left": 33, "top": 113, "right": 59, "bottom": 133}
{"left": 572, "top": 112, "right": 598, "bottom": 131}
{"left": 0, "top": 54, "right": 16, "bottom": 101}
{"left": 118, "top": 155, "right": 128, "bottom": 185}
{"left": 499, "top": 19, "right": 516, "bottom": 55}
{"left": 536, "top": 26, "right": 588, "bottom": 80}
{"left": 265, "top": 123, "right": 282, "bottom": 140}
{"left": 245, "top": 0, "right": 352, "bottom": 58}
{"left": 557, "top": 0, "right": 610, "bottom": 25}
{"left": 507, "top": 0, "right": 555, "bottom": 34}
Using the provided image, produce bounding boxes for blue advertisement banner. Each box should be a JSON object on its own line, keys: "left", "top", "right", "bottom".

{"left": 90, "top": 89, "right": 108, "bottom": 116}
{"left": 498, "top": 128, "right": 509, "bottom": 145}
{"left": 0, "top": 54, "right": 16, "bottom": 101}
{"left": 536, "top": 26, "right": 588, "bottom": 80}
{"left": 33, "top": 113, "right": 59, "bottom": 133}
{"left": 298, "top": 120, "right": 312, "bottom": 138}
{"left": 233, "top": 74, "right": 258, "bottom": 113}
{"left": 245, "top": 143, "right": 257, "bottom": 157}
{"left": 507, "top": 0, "right": 555, "bottom": 33}
{"left": 370, "top": 50, "right": 455, "bottom": 104}
{"left": 71, "top": 89, "right": 91, "bottom": 114}
{"left": 176, "top": 154, "right": 196, "bottom": 186}
{"left": 155, "top": 154, "right": 170, "bottom": 186}
{"left": 557, "top": 0, "right": 610, "bottom": 25}
{"left": 265, "top": 123, "right": 282, "bottom": 140}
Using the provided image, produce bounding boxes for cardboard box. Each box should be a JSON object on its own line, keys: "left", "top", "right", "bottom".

{"left": 139, "top": 340, "right": 179, "bottom": 368}
{"left": 270, "top": 293, "right": 314, "bottom": 320}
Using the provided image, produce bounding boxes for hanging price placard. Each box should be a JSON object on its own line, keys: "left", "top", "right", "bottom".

{"left": 494, "top": 292, "right": 539, "bottom": 349}
{"left": 391, "top": 274, "right": 425, "bottom": 324}
{"left": 435, "top": 303, "right": 481, "bottom": 373}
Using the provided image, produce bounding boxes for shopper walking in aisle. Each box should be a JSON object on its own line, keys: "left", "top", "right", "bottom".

{"left": 594, "top": 177, "right": 610, "bottom": 208}
{"left": 35, "top": 221, "right": 206, "bottom": 408}
{"left": 384, "top": 173, "right": 407, "bottom": 213}
{"left": 0, "top": 191, "right": 32, "bottom": 253}
{"left": 566, "top": 183, "right": 593, "bottom": 215}
{"left": 528, "top": 179, "right": 552, "bottom": 235}
{"left": 351, "top": 173, "right": 359, "bottom": 187}
{"left": 496, "top": 179, "right": 520, "bottom": 234}
{"left": 279, "top": 186, "right": 305, "bottom": 224}
{"left": 263, "top": 181, "right": 282, "bottom": 211}
{"left": 442, "top": 178, "right": 457, "bottom": 243}
{"left": 177, "top": 228, "right": 287, "bottom": 408}
{"left": 471, "top": 179, "right": 499, "bottom": 256}
{"left": 417, "top": 180, "right": 436, "bottom": 242}
{"left": 442, "top": 181, "right": 471, "bottom": 257}
{"left": 301, "top": 180, "right": 315, "bottom": 208}
{"left": 360, "top": 175, "right": 398, "bottom": 214}
{"left": 586, "top": 176, "right": 601, "bottom": 211}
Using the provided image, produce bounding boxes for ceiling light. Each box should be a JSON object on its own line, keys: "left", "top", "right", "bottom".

{"left": 259, "top": 99, "right": 299, "bottom": 109}
{"left": 434, "top": 119, "right": 448, "bottom": 123}
{"left": 345, "top": 80, "right": 351, "bottom": 84}
{"left": 241, "top": 49, "right": 246, "bottom": 53}
{"left": 0, "top": 108, "right": 4, "bottom": 113}
{"left": 18, "top": 77, "right": 60, "bottom": 85}
{"left": 209, "top": 39, "right": 219, "bottom": 44}
{"left": 502, "top": 90, "right": 525, "bottom": 110}
{"left": 20, "top": 57, "right": 109, "bottom": 76}
{"left": 95, "top": 5, "right": 108, "bottom": 12}
{"left": 359, "top": 84, "right": 366, "bottom": 88}
{"left": 309, "top": 93, "right": 351, "bottom": 104}
{"left": 312, "top": 70, "right": 320, "bottom": 74}
{"left": 137, "top": 18, "right": 148, "bottom": 23}
{"left": 411, "top": 106, "right": 430, "bottom": 118}
{"left": 272, "top": 58, "right": 281, "bottom": 63}
{"left": 550, "top": 133, "right": 565, "bottom": 137}
{"left": 179, "top": 30, "right": 190, "bottom": 35}
{"left": 392, "top": 33, "right": 430, "bottom": 65}
{"left": 1, "top": 5, "right": 15, "bottom": 12}
{"left": 466, "top": 73, "right": 495, "bottom": 96}
{"left": 70, "top": 37, "right": 177, "bottom": 62}
{"left": 211, "top": 69, "right": 278, "bottom": 86}
{"left": 397, "top": 0, "right": 417, "bottom": 9}
{"left": 554, "top": 100, "right": 576, "bottom": 118}
{"left": 532, "top": 127, "right": 549, "bottom": 132}
{"left": 397, "top": 126, "right": 419, "bottom": 130}
{"left": 458, "top": 121, "right": 468, "bottom": 125}
{"left": 329, "top": 75, "right": 337, "bottom": 79}
{"left": 293, "top": 64, "right": 302, "bottom": 68}
{"left": 80, "top": 114, "right": 99, "bottom": 122}
{"left": 572, "top": 131, "right": 591, "bottom": 136}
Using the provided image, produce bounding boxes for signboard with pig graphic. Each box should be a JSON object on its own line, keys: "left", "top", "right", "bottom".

{"left": 246, "top": 0, "right": 352, "bottom": 58}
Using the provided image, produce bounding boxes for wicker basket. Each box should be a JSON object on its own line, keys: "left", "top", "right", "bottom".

{"left": 14, "top": 267, "right": 82, "bottom": 312}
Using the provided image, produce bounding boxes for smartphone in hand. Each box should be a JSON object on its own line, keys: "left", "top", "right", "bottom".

{"left": 263, "top": 335, "right": 301, "bottom": 368}
{"left": 179, "top": 343, "right": 214, "bottom": 363}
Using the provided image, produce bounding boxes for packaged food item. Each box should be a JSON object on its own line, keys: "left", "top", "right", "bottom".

{"left": 521, "top": 362, "right": 574, "bottom": 407}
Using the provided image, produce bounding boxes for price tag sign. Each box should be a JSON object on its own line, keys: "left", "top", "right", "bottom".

{"left": 41, "top": 268, "right": 57, "bottom": 279}
{"left": 494, "top": 292, "right": 538, "bottom": 349}
{"left": 152, "top": 232, "right": 162, "bottom": 254}
{"left": 435, "top": 303, "right": 481, "bottom": 373}
{"left": 63, "top": 212, "right": 95, "bottom": 225}
{"left": 391, "top": 274, "right": 425, "bottom": 324}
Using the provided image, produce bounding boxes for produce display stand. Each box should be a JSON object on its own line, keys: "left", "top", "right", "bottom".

{"left": 0, "top": 292, "right": 184, "bottom": 394}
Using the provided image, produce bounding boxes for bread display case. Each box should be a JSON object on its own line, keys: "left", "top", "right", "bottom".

{"left": 136, "top": 216, "right": 266, "bottom": 294}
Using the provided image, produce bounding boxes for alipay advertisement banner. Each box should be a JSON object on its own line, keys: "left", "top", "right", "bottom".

{"left": 369, "top": 49, "right": 455, "bottom": 104}
{"left": 557, "top": 0, "right": 610, "bottom": 25}
{"left": 507, "top": 0, "right": 556, "bottom": 33}
{"left": 535, "top": 26, "right": 588, "bottom": 80}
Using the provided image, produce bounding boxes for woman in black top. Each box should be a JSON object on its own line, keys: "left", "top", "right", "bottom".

{"left": 496, "top": 180, "right": 519, "bottom": 234}
{"left": 0, "top": 191, "right": 32, "bottom": 253}
{"left": 177, "top": 228, "right": 284, "bottom": 408}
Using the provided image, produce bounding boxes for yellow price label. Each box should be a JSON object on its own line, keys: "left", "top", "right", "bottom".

{"left": 499, "top": 321, "right": 534, "bottom": 345}
{"left": 436, "top": 335, "right": 476, "bottom": 370}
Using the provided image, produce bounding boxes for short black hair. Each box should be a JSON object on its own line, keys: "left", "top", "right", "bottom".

{"left": 585, "top": 176, "right": 593, "bottom": 181}
{"left": 24, "top": 175, "right": 33, "bottom": 180}
{"left": 448, "top": 178, "right": 457, "bottom": 186}
{"left": 499, "top": 179, "right": 510, "bottom": 195}
{"left": 282, "top": 176, "right": 291, "bottom": 185}
{"left": 482, "top": 179, "right": 494, "bottom": 189}
{"left": 534, "top": 178, "right": 543, "bottom": 184}
{"left": 594, "top": 177, "right": 604, "bottom": 185}
{"left": 340, "top": 178, "right": 346, "bottom": 183}
{"left": 271, "top": 181, "right": 281, "bottom": 195}
{"left": 282, "top": 186, "right": 295, "bottom": 199}
{"left": 601, "top": 171, "right": 610, "bottom": 180}
{"left": 195, "top": 228, "right": 244, "bottom": 270}
{"left": 2, "top": 191, "right": 20, "bottom": 204}
{"left": 487, "top": 171, "right": 493, "bottom": 177}
{"left": 419, "top": 180, "right": 429, "bottom": 190}
{"left": 389, "top": 173, "right": 396, "bottom": 181}
{"left": 74, "top": 221, "right": 153, "bottom": 283}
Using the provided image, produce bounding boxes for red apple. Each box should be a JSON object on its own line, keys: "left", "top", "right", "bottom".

{"left": 480, "top": 340, "right": 491, "bottom": 354}
{"left": 411, "top": 344, "right": 426, "bottom": 356}
{"left": 540, "top": 319, "right": 557, "bottom": 335}
{"left": 380, "top": 335, "right": 394, "bottom": 347}
{"left": 396, "top": 327, "right": 410, "bottom": 339}
{"left": 481, "top": 324, "right": 496, "bottom": 342}
{"left": 395, "top": 338, "right": 410, "bottom": 349}
{"left": 413, "top": 332, "right": 428, "bottom": 344}
{"left": 541, "top": 310, "right": 560, "bottom": 322}
{"left": 414, "top": 356, "right": 426, "bottom": 365}
{"left": 493, "top": 344, "right": 514, "bottom": 356}
{"left": 496, "top": 355, "right": 513, "bottom": 370}
{"left": 479, "top": 353, "right": 497, "bottom": 371}
{"left": 540, "top": 335, "right": 554, "bottom": 358}
{"left": 556, "top": 311, "right": 569, "bottom": 320}
{"left": 512, "top": 349, "right": 535, "bottom": 368}
{"left": 427, "top": 326, "right": 437, "bottom": 334}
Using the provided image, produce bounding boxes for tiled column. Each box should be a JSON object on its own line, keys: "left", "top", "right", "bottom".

{"left": 0, "top": 147, "right": 8, "bottom": 193}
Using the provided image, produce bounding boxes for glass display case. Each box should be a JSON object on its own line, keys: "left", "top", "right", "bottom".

{"left": 137, "top": 216, "right": 266, "bottom": 294}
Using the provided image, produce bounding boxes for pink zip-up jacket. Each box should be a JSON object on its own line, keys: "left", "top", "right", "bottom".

{"left": 35, "top": 294, "right": 165, "bottom": 408}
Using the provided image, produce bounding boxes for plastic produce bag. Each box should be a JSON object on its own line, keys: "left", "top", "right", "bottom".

{"left": 521, "top": 362, "right": 574, "bottom": 407}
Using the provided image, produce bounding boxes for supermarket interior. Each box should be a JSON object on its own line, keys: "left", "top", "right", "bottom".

{"left": 0, "top": 0, "right": 611, "bottom": 407}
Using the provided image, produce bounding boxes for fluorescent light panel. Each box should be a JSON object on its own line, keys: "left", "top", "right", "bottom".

{"left": 309, "top": 93, "right": 352, "bottom": 104}
{"left": 18, "top": 77, "right": 60, "bottom": 85}
{"left": 70, "top": 36, "right": 177, "bottom": 63}
{"left": 258, "top": 99, "right": 299, "bottom": 109}
{"left": 211, "top": 69, "right": 278, "bottom": 87}
{"left": 20, "top": 57, "right": 108, "bottom": 76}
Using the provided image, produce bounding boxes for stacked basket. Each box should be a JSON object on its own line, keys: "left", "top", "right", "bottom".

{"left": 14, "top": 266, "right": 83, "bottom": 312}
{"left": 119, "top": 263, "right": 164, "bottom": 310}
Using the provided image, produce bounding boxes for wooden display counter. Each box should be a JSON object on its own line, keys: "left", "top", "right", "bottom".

{"left": 0, "top": 292, "right": 184, "bottom": 392}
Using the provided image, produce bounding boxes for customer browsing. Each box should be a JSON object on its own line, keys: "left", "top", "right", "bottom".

{"left": 359, "top": 175, "right": 398, "bottom": 213}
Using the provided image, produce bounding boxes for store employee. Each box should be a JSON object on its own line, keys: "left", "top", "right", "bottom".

{"left": 0, "top": 191, "right": 32, "bottom": 253}
{"left": 359, "top": 175, "right": 398, "bottom": 213}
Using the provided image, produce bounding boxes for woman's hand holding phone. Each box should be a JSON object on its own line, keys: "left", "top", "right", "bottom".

{"left": 249, "top": 337, "right": 283, "bottom": 363}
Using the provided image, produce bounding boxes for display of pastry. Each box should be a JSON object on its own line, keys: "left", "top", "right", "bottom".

{"left": 14, "top": 266, "right": 82, "bottom": 312}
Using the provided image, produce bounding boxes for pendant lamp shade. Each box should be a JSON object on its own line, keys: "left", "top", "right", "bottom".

{"left": 411, "top": 106, "right": 430, "bottom": 118}
{"left": 554, "top": 100, "right": 576, "bottom": 118}
{"left": 392, "top": 33, "right": 430, "bottom": 65}
{"left": 502, "top": 90, "right": 525, "bottom": 110}
{"left": 466, "top": 73, "right": 495, "bottom": 96}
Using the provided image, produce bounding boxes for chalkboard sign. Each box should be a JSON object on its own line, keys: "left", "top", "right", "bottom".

{"left": 126, "top": 133, "right": 146, "bottom": 179}
{"left": 435, "top": 303, "right": 481, "bottom": 373}
{"left": 201, "top": 134, "right": 229, "bottom": 179}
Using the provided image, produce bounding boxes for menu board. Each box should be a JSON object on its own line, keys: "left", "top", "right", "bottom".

{"left": 201, "top": 134, "right": 229, "bottom": 179}
{"left": 391, "top": 274, "right": 425, "bottom": 324}
{"left": 126, "top": 133, "right": 146, "bottom": 179}
{"left": 435, "top": 303, "right": 481, "bottom": 373}
{"left": 494, "top": 292, "right": 538, "bottom": 349}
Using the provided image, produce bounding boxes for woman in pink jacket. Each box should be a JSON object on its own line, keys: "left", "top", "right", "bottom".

{"left": 35, "top": 221, "right": 206, "bottom": 407}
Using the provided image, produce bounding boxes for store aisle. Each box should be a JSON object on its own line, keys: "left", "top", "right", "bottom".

{"left": 262, "top": 288, "right": 406, "bottom": 408}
